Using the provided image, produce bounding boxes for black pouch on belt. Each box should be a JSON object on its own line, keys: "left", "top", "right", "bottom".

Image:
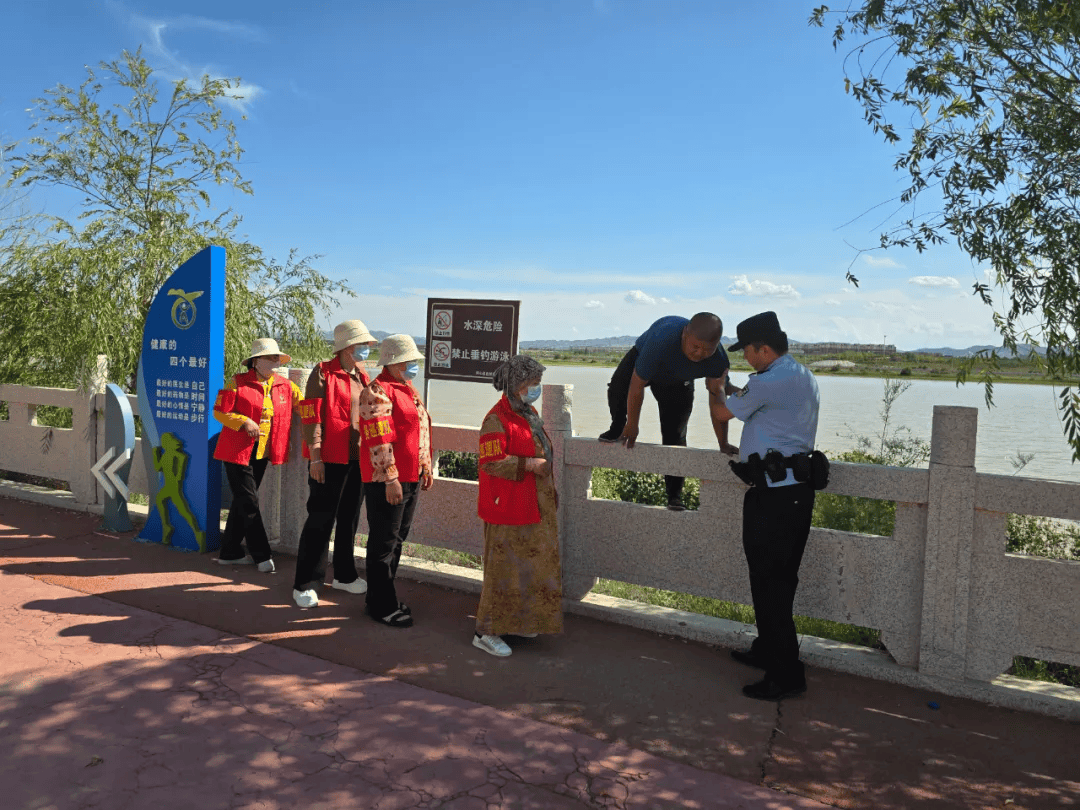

{"left": 809, "top": 450, "right": 830, "bottom": 490}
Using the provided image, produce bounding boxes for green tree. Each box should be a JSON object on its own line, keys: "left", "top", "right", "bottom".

{"left": 0, "top": 48, "right": 349, "bottom": 391}
{"left": 810, "top": 1, "right": 1080, "bottom": 459}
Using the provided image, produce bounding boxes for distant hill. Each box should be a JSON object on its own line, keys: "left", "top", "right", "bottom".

{"left": 320, "top": 329, "right": 423, "bottom": 344}
{"left": 519, "top": 336, "right": 640, "bottom": 349}
{"left": 912, "top": 344, "right": 1046, "bottom": 358}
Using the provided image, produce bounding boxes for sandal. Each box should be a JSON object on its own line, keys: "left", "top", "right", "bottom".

{"left": 371, "top": 608, "right": 413, "bottom": 628}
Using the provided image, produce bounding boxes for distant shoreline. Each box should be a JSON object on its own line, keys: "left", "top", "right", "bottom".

{"left": 523, "top": 350, "right": 1065, "bottom": 386}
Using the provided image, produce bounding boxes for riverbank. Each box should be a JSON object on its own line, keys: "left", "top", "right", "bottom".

{"left": 524, "top": 347, "right": 1066, "bottom": 385}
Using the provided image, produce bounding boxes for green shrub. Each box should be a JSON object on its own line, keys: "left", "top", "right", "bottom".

{"left": 437, "top": 450, "right": 478, "bottom": 481}
{"left": 811, "top": 450, "right": 897, "bottom": 535}
{"left": 590, "top": 468, "right": 701, "bottom": 510}
{"left": 1006, "top": 513, "right": 1080, "bottom": 560}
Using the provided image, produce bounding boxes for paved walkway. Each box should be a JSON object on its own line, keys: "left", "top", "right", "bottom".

{"left": 1, "top": 496, "right": 1078, "bottom": 809}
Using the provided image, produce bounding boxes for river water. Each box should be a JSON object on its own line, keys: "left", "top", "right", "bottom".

{"left": 423, "top": 366, "right": 1080, "bottom": 483}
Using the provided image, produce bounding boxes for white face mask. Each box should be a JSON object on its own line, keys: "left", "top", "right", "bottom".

{"left": 401, "top": 361, "right": 420, "bottom": 381}
{"left": 254, "top": 357, "right": 277, "bottom": 376}
{"left": 353, "top": 345, "right": 370, "bottom": 362}
{"left": 522, "top": 384, "right": 542, "bottom": 404}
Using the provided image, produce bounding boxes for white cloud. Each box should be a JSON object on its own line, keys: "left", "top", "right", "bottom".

{"left": 908, "top": 276, "right": 960, "bottom": 288}
{"left": 625, "top": 290, "right": 657, "bottom": 305}
{"left": 863, "top": 254, "right": 904, "bottom": 269}
{"left": 123, "top": 7, "right": 267, "bottom": 112}
{"left": 584, "top": 300, "right": 604, "bottom": 309}
{"left": 864, "top": 300, "right": 908, "bottom": 314}
{"left": 727, "top": 275, "right": 801, "bottom": 299}
{"left": 824, "top": 299, "right": 841, "bottom": 306}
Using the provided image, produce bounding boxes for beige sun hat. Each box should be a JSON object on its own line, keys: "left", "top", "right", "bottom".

{"left": 244, "top": 337, "right": 292, "bottom": 365}
{"left": 332, "top": 319, "right": 377, "bottom": 353}
{"left": 379, "top": 334, "right": 425, "bottom": 366}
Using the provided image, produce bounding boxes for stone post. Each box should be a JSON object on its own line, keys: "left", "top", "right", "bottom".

{"left": 72, "top": 355, "right": 109, "bottom": 506}
{"left": 917, "top": 405, "right": 978, "bottom": 679}
{"left": 543, "top": 383, "right": 597, "bottom": 601}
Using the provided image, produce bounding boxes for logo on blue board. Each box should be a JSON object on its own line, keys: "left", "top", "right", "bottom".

{"left": 168, "top": 288, "right": 203, "bottom": 330}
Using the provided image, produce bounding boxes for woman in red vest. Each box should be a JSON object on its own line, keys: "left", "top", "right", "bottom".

{"left": 472, "top": 355, "right": 562, "bottom": 657}
{"left": 213, "top": 338, "right": 303, "bottom": 573}
{"left": 358, "top": 334, "right": 433, "bottom": 627}
{"left": 292, "top": 319, "right": 379, "bottom": 609}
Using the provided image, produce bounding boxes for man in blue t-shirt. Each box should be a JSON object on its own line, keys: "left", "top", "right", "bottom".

{"left": 599, "top": 312, "right": 737, "bottom": 510}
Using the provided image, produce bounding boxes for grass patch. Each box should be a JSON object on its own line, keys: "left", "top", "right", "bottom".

{"left": 592, "top": 579, "right": 881, "bottom": 648}
{"left": 1010, "top": 656, "right": 1080, "bottom": 688}
{"left": 402, "top": 543, "right": 482, "bottom": 570}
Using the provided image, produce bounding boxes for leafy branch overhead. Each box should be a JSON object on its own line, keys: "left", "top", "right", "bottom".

{"left": 810, "top": 0, "right": 1080, "bottom": 459}
{"left": 0, "top": 48, "right": 351, "bottom": 392}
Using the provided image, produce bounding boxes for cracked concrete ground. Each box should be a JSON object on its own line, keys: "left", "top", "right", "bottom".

{"left": 1, "top": 496, "right": 1078, "bottom": 809}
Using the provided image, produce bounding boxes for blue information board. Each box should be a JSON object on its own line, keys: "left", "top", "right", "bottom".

{"left": 136, "top": 246, "right": 225, "bottom": 552}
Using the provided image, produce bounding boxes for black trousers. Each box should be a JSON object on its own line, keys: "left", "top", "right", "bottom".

{"left": 364, "top": 481, "right": 419, "bottom": 619}
{"left": 292, "top": 460, "right": 364, "bottom": 590}
{"left": 742, "top": 482, "right": 815, "bottom": 683}
{"left": 221, "top": 450, "right": 271, "bottom": 563}
{"left": 606, "top": 346, "right": 695, "bottom": 502}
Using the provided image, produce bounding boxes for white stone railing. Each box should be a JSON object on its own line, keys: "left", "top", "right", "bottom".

{"left": 1, "top": 375, "right": 1078, "bottom": 718}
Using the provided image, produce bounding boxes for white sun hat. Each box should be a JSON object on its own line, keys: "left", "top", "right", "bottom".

{"left": 379, "top": 334, "right": 425, "bottom": 366}
{"left": 332, "top": 319, "right": 377, "bottom": 353}
{"left": 244, "top": 338, "right": 292, "bottom": 365}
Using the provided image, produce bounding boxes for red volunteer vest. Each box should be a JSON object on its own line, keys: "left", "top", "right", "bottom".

{"left": 300, "top": 357, "right": 370, "bottom": 464}
{"left": 359, "top": 369, "right": 428, "bottom": 483}
{"left": 477, "top": 395, "right": 544, "bottom": 525}
{"left": 213, "top": 370, "right": 294, "bottom": 465}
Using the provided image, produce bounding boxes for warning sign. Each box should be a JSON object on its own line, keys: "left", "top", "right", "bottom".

{"left": 424, "top": 298, "right": 520, "bottom": 383}
{"left": 431, "top": 340, "right": 452, "bottom": 368}
{"left": 433, "top": 309, "right": 452, "bottom": 337}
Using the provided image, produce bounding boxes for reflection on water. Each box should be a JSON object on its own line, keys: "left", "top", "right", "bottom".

{"left": 423, "top": 365, "right": 1080, "bottom": 483}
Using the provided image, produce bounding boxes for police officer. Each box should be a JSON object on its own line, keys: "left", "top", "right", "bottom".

{"left": 711, "top": 311, "right": 820, "bottom": 700}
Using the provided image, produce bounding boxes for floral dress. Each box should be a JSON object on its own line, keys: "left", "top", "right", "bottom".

{"left": 475, "top": 410, "right": 562, "bottom": 636}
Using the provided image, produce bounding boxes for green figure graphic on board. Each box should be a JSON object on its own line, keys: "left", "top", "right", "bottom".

{"left": 153, "top": 432, "right": 207, "bottom": 551}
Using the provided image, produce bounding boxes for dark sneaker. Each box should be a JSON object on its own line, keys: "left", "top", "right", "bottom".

{"left": 742, "top": 676, "right": 807, "bottom": 701}
{"left": 666, "top": 498, "right": 686, "bottom": 512}
{"left": 730, "top": 648, "right": 767, "bottom": 669}
{"left": 598, "top": 430, "right": 621, "bottom": 443}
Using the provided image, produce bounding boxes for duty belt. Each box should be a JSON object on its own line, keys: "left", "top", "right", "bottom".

{"left": 729, "top": 450, "right": 829, "bottom": 490}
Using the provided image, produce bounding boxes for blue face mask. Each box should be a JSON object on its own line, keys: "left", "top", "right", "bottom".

{"left": 522, "top": 384, "right": 542, "bottom": 404}
{"left": 401, "top": 361, "right": 420, "bottom": 381}
{"left": 353, "top": 345, "right": 370, "bottom": 362}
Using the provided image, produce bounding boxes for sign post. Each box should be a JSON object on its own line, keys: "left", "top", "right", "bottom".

{"left": 92, "top": 383, "right": 136, "bottom": 532}
{"left": 135, "top": 246, "right": 226, "bottom": 553}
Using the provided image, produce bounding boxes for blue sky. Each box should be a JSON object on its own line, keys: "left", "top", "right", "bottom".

{"left": 2, "top": 0, "right": 1012, "bottom": 350}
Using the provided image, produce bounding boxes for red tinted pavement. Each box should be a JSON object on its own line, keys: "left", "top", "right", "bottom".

{"left": 1, "top": 495, "right": 1077, "bottom": 809}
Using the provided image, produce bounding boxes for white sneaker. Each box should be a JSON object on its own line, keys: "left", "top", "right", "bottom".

{"left": 217, "top": 555, "right": 254, "bottom": 565}
{"left": 293, "top": 588, "right": 318, "bottom": 608}
{"left": 257, "top": 559, "right": 275, "bottom": 573}
{"left": 473, "top": 634, "right": 512, "bottom": 657}
{"left": 331, "top": 578, "right": 367, "bottom": 594}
